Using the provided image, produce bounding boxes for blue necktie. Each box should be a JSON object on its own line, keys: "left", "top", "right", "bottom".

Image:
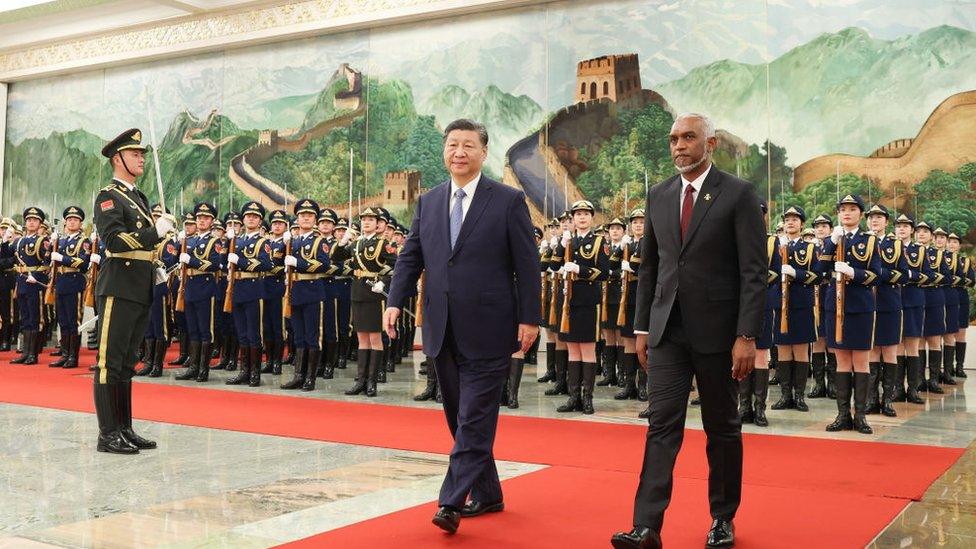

{"left": 450, "top": 188, "right": 466, "bottom": 248}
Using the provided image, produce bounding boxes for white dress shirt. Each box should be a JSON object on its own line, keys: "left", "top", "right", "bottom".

{"left": 678, "top": 164, "right": 711, "bottom": 212}
{"left": 449, "top": 172, "right": 482, "bottom": 223}
{"left": 112, "top": 177, "right": 135, "bottom": 192}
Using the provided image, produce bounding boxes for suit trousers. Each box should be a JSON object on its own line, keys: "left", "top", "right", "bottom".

{"left": 434, "top": 319, "right": 510, "bottom": 509}
{"left": 633, "top": 306, "right": 742, "bottom": 531}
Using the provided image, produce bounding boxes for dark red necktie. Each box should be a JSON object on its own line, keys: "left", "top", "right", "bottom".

{"left": 680, "top": 184, "right": 695, "bottom": 240}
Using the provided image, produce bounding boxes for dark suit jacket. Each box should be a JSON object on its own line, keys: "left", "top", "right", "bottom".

{"left": 387, "top": 175, "right": 542, "bottom": 360}
{"left": 633, "top": 167, "right": 766, "bottom": 354}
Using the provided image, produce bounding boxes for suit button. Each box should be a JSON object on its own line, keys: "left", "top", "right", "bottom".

{"left": 448, "top": 261, "right": 454, "bottom": 266}
{"left": 125, "top": 261, "right": 130, "bottom": 266}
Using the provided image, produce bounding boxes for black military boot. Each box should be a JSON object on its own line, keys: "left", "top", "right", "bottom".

{"left": 918, "top": 349, "right": 929, "bottom": 392}
{"left": 272, "top": 340, "right": 284, "bottom": 376}
{"left": 249, "top": 346, "right": 262, "bottom": 387}
{"left": 942, "top": 346, "right": 956, "bottom": 385}
{"left": 346, "top": 349, "right": 370, "bottom": 395}
{"left": 793, "top": 361, "right": 810, "bottom": 412}
{"left": 616, "top": 346, "right": 627, "bottom": 388}
{"left": 825, "top": 352, "right": 837, "bottom": 398}
{"left": 302, "top": 348, "right": 321, "bottom": 391}
{"left": 366, "top": 349, "right": 382, "bottom": 397}
{"left": 507, "top": 357, "right": 525, "bottom": 409}
{"left": 545, "top": 350, "right": 568, "bottom": 396}
{"left": 94, "top": 383, "right": 138, "bottom": 454}
{"left": 905, "top": 355, "right": 925, "bottom": 404}
{"left": 865, "top": 362, "right": 882, "bottom": 414}
{"left": 955, "top": 342, "right": 968, "bottom": 378}
{"left": 580, "top": 362, "right": 597, "bottom": 415}
{"left": 322, "top": 342, "right": 337, "bottom": 380}
{"left": 195, "top": 342, "right": 212, "bottom": 382}
{"left": 49, "top": 335, "right": 70, "bottom": 367}
{"left": 753, "top": 369, "right": 770, "bottom": 427}
{"left": 538, "top": 342, "right": 556, "bottom": 382}
{"left": 261, "top": 341, "right": 275, "bottom": 373}
{"left": 738, "top": 372, "right": 754, "bottom": 424}
{"left": 376, "top": 346, "right": 388, "bottom": 383}
{"left": 134, "top": 339, "right": 144, "bottom": 362}
{"left": 807, "top": 352, "right": 827, "bottom": 398}
{"left": 615, "top": 353, "right": 638, "bottom": 400}
{"left": 893, "top": 355, "right": 907, "bottom": 401}
{"left": 769, "top": 346, "right": 779, "bottom": 386}
{"left": 415, "top": 360, "right": 438, "bottom": 401}
{"left": 175, "top": 341, "right": 202, "bottom": 380}
{"left": 825, "top": 372, "right": 854, "bottom": 432}
{"left": 62, "top": 334, "right": 80, "bottom": 370}
{"left": 212, "top": 335, "right": 229, "bottom": 370}
{"left": 597, "top": 345, "right": 618, "bottom": 386}
{"left": 525, "top": 336, "right": 539, "bottom": 365}
{"left": 880, "top": 362, "right": 898, "bottom": 417}
{"left": 149, "top": 340, "right": 166, "bottom": 377}
{"left": 224, "top": 337, "right": 239, "bottom": 372}
{"left": 168, "top": 333, "right": 188, "bottom": 365}
{"left": 926, "top": 350, "right": 944, "bottom": 393}
{"left": 336, "top": 334, "right": 349, "bottom": 370}
{"left": 0, "top": 326, "right": 8, "bottom": 352}
{"left": 134, "top": 339, "right": 155, "bottom": 375}
{"left": 117, "top": 382, "right": 156, "bottom": 450}
{"left": 226, "top": 346, "right": 251, "bottom": 385}
{"left": 771, "top": 360, "right": 795, "bottom": 410}
{"left": 853, "top": 371, "right": 873, "bottom": 434}
{"left": 637, "top": 369, "right": 648, "bottom": 402}
{"left": 11, "top": 330, "right": 35, "bottom": 364}
{"left": 557, "top": 361, "right": 583, "bottom": 413}
{"left": 281, "top": 348, "right": 307, "bottom": 390}
{"left": 282, "top": 335, "right": 295, "bottom": 365}
{"left": 385, "top": 341, "right": 397, "bottom": 373}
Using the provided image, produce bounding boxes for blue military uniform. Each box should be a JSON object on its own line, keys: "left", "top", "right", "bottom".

{"left": 50, "top": 206, "right": 92, "bottom": 369}
{"left": 893, "top": 214, "right": 927, "bottom": 404}
{"left": 11, "top": 207, "right": 51, "bottom": 364}
{"left": 0, "top": 218, "right": 17, "bottom": 351}
{"left": 333, "top": 217, "right": 354, "bottom": 371}
{"left": 134, "top": 204, "right": 178, "bottom": 378}
{"left": 225, "top": 201, "right": 272, "bottom": 387}
{"left": 950, "top": 233, "right": 973, "bottom": 379}
{"left": 261, "top": 209, "right": 289, "bottom": 376}
{"left": 213, "top": 213, "right": 239, "bottom": 372}
{"left": 615, "top": 209, "right": 645, "bottom": 402}
{"left": 316, "top": 208, "right": 352, "bottom": 381}
{"left": 174, "top": 203, "right": 222, "bottom": 382}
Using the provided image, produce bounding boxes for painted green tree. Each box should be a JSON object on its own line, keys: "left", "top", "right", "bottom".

{"left": 915, "top": 168, "right": 976, "bottom": 236}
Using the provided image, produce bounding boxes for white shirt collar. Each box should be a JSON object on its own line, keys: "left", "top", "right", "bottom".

{"left": 451, "top": 172, "right": 481, "bottom": 197}
{"left": 112, "top": 177, "right": 135, "bottom": 192}
{"left": 680, "top": 164, "right": 711, "bottom": 194}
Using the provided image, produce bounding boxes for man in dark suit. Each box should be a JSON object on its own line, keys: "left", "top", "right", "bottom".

{"left": 611, "top": 113, "right": 766, "bottom": 549}
{"left": 384, "top": 119, "right": 541, "bottom": 535}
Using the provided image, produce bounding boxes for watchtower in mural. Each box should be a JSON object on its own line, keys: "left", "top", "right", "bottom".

{"left": 575, "top": 54, "right": 642, "bottom": 104}
{"left": 383, "top": 170, "right": 422, "bottom": 211}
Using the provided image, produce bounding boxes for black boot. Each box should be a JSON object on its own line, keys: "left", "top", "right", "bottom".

{"left": 50, "top": 335, "right": 70, "bottom": 367}
{"left": 580, "top": 362, "right": 596, "bottom": 415}
{"left": 546, "top": 350, "right": 568, "bottom": 395}
{"left": 94, "top": 383, "right": 138, "bottom": 454}
{"left": 174, "top": 342, "right": 201, "bottom": 380}
{"left": 597, "top": 345, "right": 617, "bottom": 386}
{"left": 825, "top": 352, "right": 837, "bottom": 398}
{"left": 807, "top": 352, "right": 827, "bottom": 398}
{"left": 226, "top": 345, "right": 251, "bottom": 385}
{"left": 117, "top": 382, "right": 156, "bottom": 450}
{"left": 385, "top": 339, "right": 397, "bottom": 373}
{"left": 376, "top": 346, "right": 388, "bottom": 383}
{"left": 272, "top": 340, "right": 283, "bottom": 376}
{"left": 893, "top": 355, "right": 907, "bottom": 401}
{"left": 249, "top": 347, "right": 262, "bottom": 387}
{"left": 195, "top": 342, "right": 211, "bottom": 382}
{"left": 507, "top": 358, "right": 524, "bottom": 409}
{"left": 793, "top": 361, "right": 809, "bottom": 412}
{"left": 346, "top": 349, "right": 370, "bottom": 395}
{"left": 0, "top": 326, "right": 8, "bottom": 352}
{"left": 614, "top": 353, "right": 638, "bottom": 400}
{"left": 771, "top": 360, "right": 794, "bottom": 410}
{"left": 415, "top": 360, "right": 438, "bottom": 401}
{"left": 525, "top": 336, "right": 539, "bottom": 365}
{"left": 926, "top": 350, "right": 944, "bottom": 393}
{"left": 212, "top": 335, "right": 228, "bottom": 370}
{"left": 282, "top": 335, "right": 295, "bottom": 365}
{"left": 225, "top": 337, "right": 239, "bottom": 372}
{"left": 538, "top": 342, "right": 556, "bottom": 382}
{"left": 261, "top": 340, "right": 275, "bottom": 373}
{"left": 880, "top": 362, "right": 898, "bottom": 417}
{"left": 905, "top": 355, "right": 925, "bottom": 404}
{"left": 865, "top": 362, "right": 882, "bottom": 414}
{"left": 753, "top": 369, "right": 769, "bottom": 427}
{"left": 769, "top": 346, "right": 779, "bottom": 386}
{"left": 11, "top": 330, "right": 35, "bottom": 364}
{"left": 853, "top": 371, "right": 873, "bottom": 434}
{"left": 366, "top": 349, "right": 382, "bottom": 397}
{"left": 337, "top": 334, "right": 349, "bottom": 370}
{"left": 636, "top": 368, "right": 648, "bottom": 402}
{"left": 63, "top": 334, "right": 80, "bottom": 370}
{"left": 956, "top": 342, "right": 968, "bottom": 378}
{"left": 918, "top": 349, "right": 928, "bottom": 392}
{"left": 281, "top": 348, "right": 307, "bottom": 390}
{"left": 303, "top": 348, "right": 321, "bottom": 391}
{"left": 557, "top": 361, "right": 582, "bottom": 413}
{"left": 168, "top": 333, "right": 188, "bottom": 365}
{"left": 134, "top": 339, "right": 154, "bottom": 375}
{"left": 825, "top": 372, "right": 854, "bottom": 432}
{"left": 149, "top": 340, "right": 166, "bottom": 377}
{"left": 322, "top": 342, "right": 337, "bottom": 380}
{"left": 738, "top": 372, "right": 754, "bottom": 424}
{"left": 941, "top": 346, "right": 956, "bottom": 385}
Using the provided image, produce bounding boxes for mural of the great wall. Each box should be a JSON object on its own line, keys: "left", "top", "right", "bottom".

{"left": 4, "top": 0, "right": 976, "bottom": 242}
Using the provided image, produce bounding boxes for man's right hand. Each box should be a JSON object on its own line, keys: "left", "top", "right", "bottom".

{"left": 636, "top": 333, "right": 648, "bottom": 370}
{"left": 383, "top": 307, "right": 400, "bottom": 339}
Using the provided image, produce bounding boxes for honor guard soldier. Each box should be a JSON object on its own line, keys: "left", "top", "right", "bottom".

{"left": 772, "top": 206, "right": 822, "bottom": 413}
{"left": 11, "top": 207, "right": 51, "bottom": 365}
{"left": 934, "top": 227, "right": 960, "bottom": 387}
{"left": 544, "top": 211, "right": 573, "bottom": 397}
{"left": 0, "top": 218, "right": 17, "bottom": 351}
{"left": 92, "top": 128, "right": 177, "bottom": 453}
{"left": 895, "top": 214, "right": 926, "bottom": 404}
{"left": 225, "top": 201, "right": 272, "bottom": 386}
{"left": 49, "top": 206, "right": 91, "bottom": 369}
{"left": 345, "top": 206, "right": 396, "bottom": 397}
{"left": 948, "top": 233, "right": 973, "bottom": 378}
{"left": 316, "top": 208, "right": 352, "bottom": 380}
{"left": 821, "top": 195, "right": 882, "bottom": 435}
{"left": 915, "top": 221, "right": 948, "bottom": 393}
{"left": 261, "top": 209, "right": 289, "bottom": 375}
{"left": 556, "top": 200, "right": 610, "bottom": 415}
{"left": 168, "top": 213, "right": 196, "bottom": 366}
{"left": 536, "top": 217, "right": 560, "bottom": 384}
{"left": 617, "top": 208, "right": 645, "bottom": 404}
{"left": 810, "top": 213, "right": 835, "bottom": 398}
{"left": 865, "top": 204, "right": 909, "bottom": 416}
{"left": 136, "top": 204, "right": 178, "bottom": 377}
{"left": 281, "top": 199, "right": 330, "bottom": 391}
{"left": 175, "top": 202, "right": 222, "bottom": 382}
{"left": 599, "top": 217, "right": 628, "bottom": 388}
{"left": 333, "top": 217, "right": 354, "bottom": 371}
{"left": 213, "top": 213, "right": 239, "bottom": 371}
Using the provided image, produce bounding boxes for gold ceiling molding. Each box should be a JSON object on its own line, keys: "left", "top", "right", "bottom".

{"left": 0, "top": 0, "right": 544, "bottom": 82}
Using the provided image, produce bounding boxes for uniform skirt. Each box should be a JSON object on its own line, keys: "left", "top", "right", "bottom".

{"left": 902, "top": 306, "right": 923, "bottom": 338}
{"left": 774, "top": 307, "right": 817, "bottom": 345}
{"left": 945, "top": 304, "right": 960, "bottom": 334}
{"left": 352, "top": 300, "right": 385, "bottom": 333}
{"left": 826, "top": 311, "right": 874, "bottom": 350}
{"left": 559, "top": 304, "right": 601, "bottom": 343}
{"left": 756, "top": 309, "right": 775, "bottom": 350}
{"left": 601, "top": 302, "right": 620, "bottom": 330}
{"left": 619, "top": 280, "right": 637, "bottom": 338}
{"left": 959, "top": 289, "right": 970, "bottom": 329}
{"left": 873, "top": 309, "right": 902, "bottom": 346}
{"left": 923, "top": 305, "right": 946, "bottom": 337}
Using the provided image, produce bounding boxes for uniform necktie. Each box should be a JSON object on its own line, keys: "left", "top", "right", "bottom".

{"left": 680, "top": 183, "right": 695, "bottom": 241}
{"left": 450, "top": 188, "right": 466, "bottom": 248}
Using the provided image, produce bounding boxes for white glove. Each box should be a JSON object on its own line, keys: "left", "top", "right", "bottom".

{"left": 225, "top": 227, "right": 236, "bottom": 240}
{"left": 621, "top": 260, "right": 633, "bottom": 273}
{"left": 26, "top": 274, "right": 38, "bottom": 284}
{"left": 155, "top": 213, "right": 177, "bottom": 238}
{"left": 561, "top": 230, "right": 572, "bottom": 247}
{"left": 371, "top": 280, "right": 385, "bottom": 294}
{"left": 154, "top": 267, "right": 168, "bottom": 285}
{"left": 2, "top": 228, "right": 13, "bottom": 242}
{"left": 778, "top": 234, "right": 789, "bottom": 246}
{"left": 51, "top": 251, "right": 64, "bottom": 264}
{"left": 549, "top": 236, "right": 558, "bottom": 248}
{"left": 538, "top": 242, "right": 547, "bottom": 254}
{"left": 621, "top": 234, "right": 632, "bottom": 245}
{"left": 284, "top": 255, "right": 298, "bottom": 267}
{"left": 282, "top": 231, "right": 292, "bottom": 243}
{"left": 781, "top": 264, "right": 796, "bottom": 279}
{"left": 90, "top": 253, "right": 101, "bottom": 265}
{"left": 835, "top": 261, "right": 855, "bottom": 278}
{"left": 227, "top": 252, "right": 240, "bottom": 265}
{"left": 830, "top": 225, "right": 844, "bottom": 244}
{"left": 179, "top": 253, "right": 191, "bottom": 265}
{"left": 178, "top": 230, "right": 186, "bottom": 241}
{"left": 563, "top": 261, "right": 580, "bottom": 274}
{"left": 338, "top": 232, "right": 351, "bottom": 247}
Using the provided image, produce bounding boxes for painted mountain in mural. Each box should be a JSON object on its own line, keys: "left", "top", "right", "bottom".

{"left": 658, "top": 25, "right": 976, "bottom": 163}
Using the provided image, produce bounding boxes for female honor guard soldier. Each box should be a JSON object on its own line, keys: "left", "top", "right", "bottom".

{"left": 772, "top": 206, "right": 822, "bottom": 413}
{"left": 544, "top": 212, "right": 573, "bottom": 397}
{"left": 136, "top": 204, "right": 178, "bottom": 377}
{"left": 894, "top": 214, "right": 927, "bottom": 404}
{"left": 810, "top": 214, "right": 836, "bottom": 398}
{"left": 915, "top": 222, "right": 947, "bottom": 393}
{"left": 48, "top": 206, "right": 91, "bottom": 369}
{"left": 618, "top": 208, "right": 646, "bottom": 407}
{"left": 333, "top": 218, "right": 355, "bottom": 370}
{"left": 947, "top": 233, "right": 972, "bottom": 378}
{"left": 556, "top": 200, "right": 610, "bottom": 415}
{"left": 11, "top": 207, "right": 50, "bottom": 365}
{"left": 315, "top": 208, "right": 352, "bottom": 380}
{"left": 934, "top": 227, "right": 959, "bottom": 386}
{"left": 0, "top": 219, "right": 18, "bottom": 352}
{"left": 345, "top": 207, "right": 396, "bottom": 397}
{"left": 598, "top": 217, "right": 628, "bottom": 388}
{"left": 225, "top": 201, "right": 272, "bottom": 387}
{"left": 261, "top": 209, "right": 289, "bottom": 376}
{"left": 281, "top": 199, "right": 331, "bottom": 391}
{"left": 865, "top": 204, "right": 908, "bottom": 417}
{"left": 175, "top": 203, "right": 222, "bottom": 382}
{"left": 821, "top": 194, "right": 882, "bottom": 435}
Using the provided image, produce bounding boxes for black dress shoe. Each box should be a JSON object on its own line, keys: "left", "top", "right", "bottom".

{"left": 706, "top": 519, "right": 734, "bottom": 547}
{"left": 610, "top": 526, "right": 662, "bottom": 549}
{"left": 460, "top": 500, "right": 504, "bottom": 517}
{"left": 432, "top": 506, "right": 460, "bottom": 534}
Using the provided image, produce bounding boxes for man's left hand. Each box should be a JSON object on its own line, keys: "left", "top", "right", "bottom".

{"left": 731, "top": 336, "right": 756, "bottom": 381}
{"left": 517, "top": 323, "right": 539, "bottom": 353}
{"left": 383, "top": 307, "right": 400, "bottom": 339}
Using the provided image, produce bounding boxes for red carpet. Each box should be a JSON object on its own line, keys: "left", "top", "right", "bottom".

{"left": 0, "top": 352, "right": 964, "bottom": 548}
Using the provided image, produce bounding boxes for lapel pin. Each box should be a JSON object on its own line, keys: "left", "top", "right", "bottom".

{"left": 704, "top": 193, "right": 711, "bottom": 201}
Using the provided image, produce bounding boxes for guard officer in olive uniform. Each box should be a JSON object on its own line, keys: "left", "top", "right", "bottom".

{"left": 11, "top": 207, "right": 51, "bottom": 365}
{"left": 225, "top": 201, "right": 272, "bottom": 386}
{"left": 175, "top": 203, "right": 222, "bottom": 382}
{"left": 92, "top": 128, "right": 177, "bottom": 453}
{"left": 49, "top": 206, "right": 92, "bottom": 369}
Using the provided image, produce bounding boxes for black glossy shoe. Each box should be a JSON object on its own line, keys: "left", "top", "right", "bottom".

{"left": 754, "top": 408, "right": 768, "bottom": 427}
{"left": 638, "top": 406, "right": 651, "bottom": 419}
{"left": 97, "top": 431, "right": 139, "bottom": 454}
{"left": 432, "top": 506, "right": 460, "bottom": 535}
{"left": 610, "top": 526, "right": 662, "bottom": 549}
{"left": 706, "top": 519, "right": 735, "bottom": 547}
{"left": 460, "top": 500, "right": 504, "bottom": 518}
